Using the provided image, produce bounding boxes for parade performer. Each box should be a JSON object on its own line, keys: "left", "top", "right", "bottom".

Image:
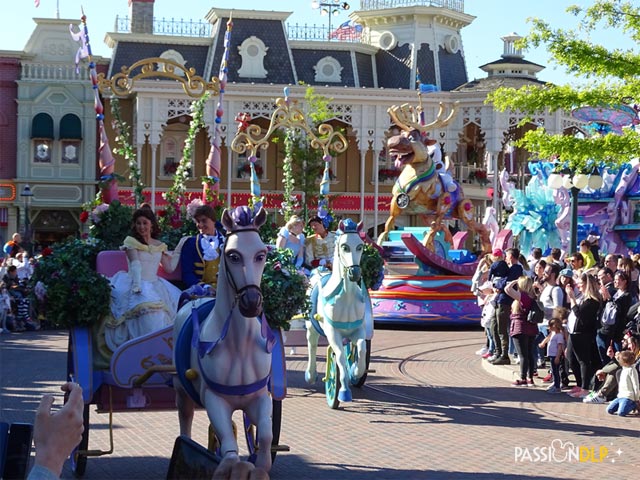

{"left": 104, "top": 206, "right": 181, "bottom": 351}
{"left": 178, "top": 204, "right": 225, "bottom": 292}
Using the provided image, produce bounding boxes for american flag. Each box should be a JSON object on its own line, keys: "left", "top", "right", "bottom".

{"left": 328, "top": 20, "right": 362, "bottom": 41}
{"left": 35, "top": 0, "right": 40, "bottom": 7}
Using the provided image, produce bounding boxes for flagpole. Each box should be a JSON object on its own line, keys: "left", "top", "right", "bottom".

{"left": 57, "top": 0, "right": 60, "bottom": 18}
{"left": 75, "top": 8, "right": 118, "bottom": 204}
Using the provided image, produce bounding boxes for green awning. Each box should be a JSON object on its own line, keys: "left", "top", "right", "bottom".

{"left": 31, "top": 113, "right": 54, "bottom": 139}
{"left": 59, "top": 114, "right": 82, "bottom": 140}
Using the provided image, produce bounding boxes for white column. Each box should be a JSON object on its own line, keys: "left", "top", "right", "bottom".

{"left": 359, "top": 148, "right": 367, "bottom": 220}
{"left": 150, "top": 143, "right": 158, "bottom": 211}
{"left": 373, "top": 146, "right": 380, "bottom": 240}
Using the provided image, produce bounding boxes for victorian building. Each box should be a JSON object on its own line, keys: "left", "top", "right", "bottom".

{"left": 0, "top": 0, "right": 580, "bottom": 250}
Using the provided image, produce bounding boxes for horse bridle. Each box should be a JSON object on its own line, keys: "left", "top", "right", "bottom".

{"left": 221, "top": 228, "right": 263, "bottom": 305}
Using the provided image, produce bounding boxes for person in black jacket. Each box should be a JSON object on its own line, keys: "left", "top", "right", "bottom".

{"left": 565, "top": 273, "right": 602, "bottom": 399}
{"left": 489, "top": 248, "right": 524, "bottom": 365}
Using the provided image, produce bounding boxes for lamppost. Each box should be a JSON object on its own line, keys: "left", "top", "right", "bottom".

{"left": 20, "top": 184, "right": 34, "bottom": 256}
{"left": 547, "top": 170, "right": 603, "bottom": 253}
{"left": 311, "top": 0, "right": 350, "bottom": 38}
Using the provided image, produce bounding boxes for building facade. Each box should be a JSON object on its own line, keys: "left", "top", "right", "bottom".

{"left": 0, "top": 0, "right": 580, "bottom": 250}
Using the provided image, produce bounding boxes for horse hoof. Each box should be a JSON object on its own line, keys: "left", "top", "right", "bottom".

{"left": 305, "top": 371, "right": 318, "bottom": 384}
{"left": 338, "top": 388, "right": 352, "bottom": 402}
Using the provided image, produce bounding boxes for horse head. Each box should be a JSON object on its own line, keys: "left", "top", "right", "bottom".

{"left": 335, "top": 218, "right": 364, "bottom": 283}
{"left": 220, "top": 206, "right": 268, "bottom": 318}
{"left": 387, "top": 129, "right": 436, "bottom": 170}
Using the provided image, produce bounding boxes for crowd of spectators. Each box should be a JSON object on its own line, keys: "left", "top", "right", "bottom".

{"left": 472, "top": 239, "right": 640, "bottom": 416}
{"left": 1, "top": 233, "right": 38, "bottom": 333}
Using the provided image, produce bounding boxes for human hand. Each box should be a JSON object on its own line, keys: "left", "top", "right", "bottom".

{"left": 212, "top": 456, "right": 269, "bottom": 480}
{"left": 33, "top": 382, "right": 84, "bottom": 477}
{"left": 607, "top": 345, "right": 615, "bottom": 358}
{"left": 538, "top": 342, "right": 544, "bottom": 349}
{"left": 596, "top": 370, "right": 606, "bottom": 381}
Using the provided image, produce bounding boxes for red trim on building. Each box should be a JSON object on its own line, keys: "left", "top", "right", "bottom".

{"left": 118, "top": 188, "right": 392, "bottom": 213}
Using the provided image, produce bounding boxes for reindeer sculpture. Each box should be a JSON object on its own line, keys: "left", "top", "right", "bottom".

{"left": 377, "top": 103, "right": 491, "bottom": 254}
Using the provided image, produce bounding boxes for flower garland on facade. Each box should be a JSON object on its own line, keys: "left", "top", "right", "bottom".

{"left": 110, "top": 97, "right": 144, "bottom": 206}
{"left": 280, "top": 128, "right": 300, "bottom": 220}
{"left": 161, "top": 92, "right": 210, "bottom": 229}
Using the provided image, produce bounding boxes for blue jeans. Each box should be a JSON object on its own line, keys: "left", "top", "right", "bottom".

{"left": 595, "top": 332, "right": 612, "bottom": 368}
{"left": 607, "top": 397, "right": 637, "bottom": 416}
{"left": 536, "top": 324, "right": 549, "bottom": 363}
{"left": 548, "top": 356, "right": 561, "bottom": 388}
{"left": 485, "top": 326, "right": 495, "bottom": 353}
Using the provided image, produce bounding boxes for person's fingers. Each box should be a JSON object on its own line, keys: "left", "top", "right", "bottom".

{"left": 250, "top": 467, "right": 270, "bottom": 480}
{"left": 35, "top": 394, "right": 55, "bottom": 420}
{"left": 65, "top": 383, "right": 84, "bottom": 411}
{"left": 230, "top": 460, "right": 254, "bottom": 478}
{"left": 212, "top": 457, "right": 236, "bottom": 480}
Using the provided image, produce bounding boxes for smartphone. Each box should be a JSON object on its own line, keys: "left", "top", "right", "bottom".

{"left": 3, "top": 422, "right": 33, "bottom": 480}
{"left": 166, "top": 435, "right": 221, "bottom": 480}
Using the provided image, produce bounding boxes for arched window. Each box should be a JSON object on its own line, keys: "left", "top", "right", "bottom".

{"left": 237, "top": 36, "right": 268, "bottom": 79}
{"left": 59, "top": 114, "right": 82, "bottom": 164}
{"left": 31, "top": 113, "right": 54, "bottom": 163}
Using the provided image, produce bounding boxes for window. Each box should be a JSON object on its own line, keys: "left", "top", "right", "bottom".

{"left": 237, "top": 36, "right": 269, "bottom": 79}
{"left": 59, "top": 114, "right": 82, "bottom": 165}
{"left": 234, "top": 150, "right": 264, "bottom": 181}
{"left": 161, "top": 133, "right": 191, "bottom": 178}
{"left": 314, "top": 56, "right": 343, "bottom": 83}
{"left": 61, "top": 141, "right": 80, "bottom": 164}
{"left": 33, "top": 140, "right": 52, "bottom": 163}
{"left": 32, "top": 113, "right": 54, "bottom": 164}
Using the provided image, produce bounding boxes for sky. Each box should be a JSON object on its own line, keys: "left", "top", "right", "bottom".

{"left": 1, "top": 0, "right": 633, "bottom": 86}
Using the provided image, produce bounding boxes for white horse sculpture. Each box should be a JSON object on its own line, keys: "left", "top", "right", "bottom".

{"left": 305, "top": 218, "right": 371, "bottom": 405}
{"left": 173, "top": 206, "right": 276, "bottom": 471}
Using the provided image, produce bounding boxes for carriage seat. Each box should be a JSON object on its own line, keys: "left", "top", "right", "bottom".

{"left": 96, "top": 250, "right": 182, "bottom": 281}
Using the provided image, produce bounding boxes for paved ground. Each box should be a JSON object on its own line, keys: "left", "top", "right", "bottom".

{"left": 1, "top": 326, "right": 639, "bottom": 479}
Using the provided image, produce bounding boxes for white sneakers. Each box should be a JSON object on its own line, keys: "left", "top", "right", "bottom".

{"left": 582, "top": 392, "right": 606, "bottom": 404}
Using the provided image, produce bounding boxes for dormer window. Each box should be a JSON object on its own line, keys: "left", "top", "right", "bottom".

{"left": 314, "top": 56, "right": 343, "bottom": 83}
{"left": 159, "top": 49, "right": 187, "bottom": 77}
{"left": 237, "top": 36, "right": 268, "bottom": 79}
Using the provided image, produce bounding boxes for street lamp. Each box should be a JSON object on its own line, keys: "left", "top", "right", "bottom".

{"left": 548, "top": 170, "right": 603, "bottom": 253}
{"left": 311, "top": 0, "right": 350, "bottom": 39}
{"left": 20, "top": 184, "right": 34, "bottom": 256}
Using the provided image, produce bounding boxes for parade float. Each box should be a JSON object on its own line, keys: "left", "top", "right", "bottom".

{"left": 503, "top": 104, "right": 640, "bottom": 256}
{"left": 370, "top": 95, "right": 508, "bottom": 326}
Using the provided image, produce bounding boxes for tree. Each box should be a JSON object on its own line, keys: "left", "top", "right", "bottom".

{"left": 488, "top": 0, "right": 640, "bottom": 174}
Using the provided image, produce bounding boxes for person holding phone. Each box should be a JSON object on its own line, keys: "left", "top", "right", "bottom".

{"left": 27, "top": 382, "right": 84, "bottom": 479}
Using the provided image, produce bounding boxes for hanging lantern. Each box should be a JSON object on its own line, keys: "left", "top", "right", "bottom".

{"left": 562, "top": 176, "right": 574, "bottom": 189}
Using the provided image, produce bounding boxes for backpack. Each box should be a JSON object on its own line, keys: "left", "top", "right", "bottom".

{"left": 600, "top": 300, "right": 617, "bottom": 326}
{"left": 526, "top": 298, "right": 545, "bottom": 324}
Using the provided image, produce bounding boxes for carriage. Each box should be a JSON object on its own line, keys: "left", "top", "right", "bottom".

{"left": 65, "top": 239, "right": 289, "bottom": 476}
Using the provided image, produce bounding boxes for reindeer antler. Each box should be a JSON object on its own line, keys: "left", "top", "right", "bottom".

{"left": 388, "top": 102, "right": 458, "bottom": 134}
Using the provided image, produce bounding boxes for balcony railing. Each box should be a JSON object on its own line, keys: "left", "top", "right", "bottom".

{"left": 21, "top": 63, "right": 90, "bottom": 81}
{"left": 360, "top": 0, "right": 464, "bottom": 12}
{"left": 287, "top": 23, "right": 367, "bottom": 43}
{"left": 114, "top": 16, "right": 212, "bottom": 37}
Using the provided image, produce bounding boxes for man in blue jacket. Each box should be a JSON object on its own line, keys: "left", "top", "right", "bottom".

{"left": 178, "top": 205, "right": 225, "bottom": 293}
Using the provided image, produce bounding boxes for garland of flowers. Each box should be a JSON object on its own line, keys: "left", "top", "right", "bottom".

{"left": 280, "top": 129, "right": 299, "bottom": 220}
{"left": 161, "top": 92, "right": 210, "bottom": 230}
{"left": 110, "top": 98, "right": 144, "bottom": 206}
